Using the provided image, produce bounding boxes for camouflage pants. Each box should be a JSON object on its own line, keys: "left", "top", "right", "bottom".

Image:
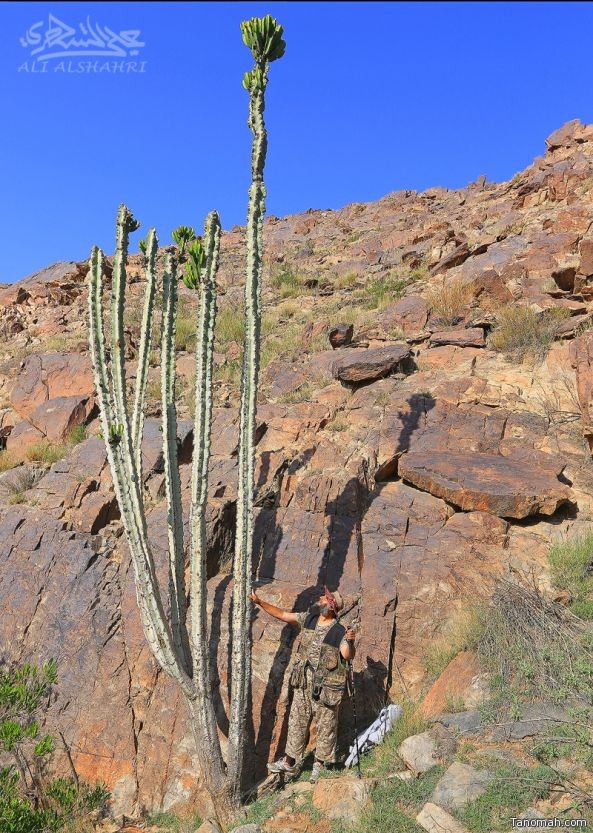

{"left": 285, "top": 667, "right": 340, "bottom": 764}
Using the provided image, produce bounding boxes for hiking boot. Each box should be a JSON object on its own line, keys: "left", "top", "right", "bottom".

{"left": 310, "top": 760, "right": 323, "bottom": 784}
{"left": 267, "top": 758, "right": 297, "bottom": 775}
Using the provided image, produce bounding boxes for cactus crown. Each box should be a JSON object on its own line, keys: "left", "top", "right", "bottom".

{"left": 172, "top": 225, "right": 197, "bottom": 257}
{"left": 138, "top": 238, "right": 148, "bottom": 256}
{"left": 119, "top": 203, "right": 141, "bottom": 234}
{"left": 241, "top": 15, "right": 285, "bottom": 63}
{"left": 183, "top": 238, "right": 206, "bottom": 290}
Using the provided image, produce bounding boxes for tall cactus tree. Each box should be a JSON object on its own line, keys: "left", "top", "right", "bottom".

{"left": 228, "top": 14, "right": 286, "bottom": 800}
{"left": 87, "top": 15, "right": 285, "bottom": 826}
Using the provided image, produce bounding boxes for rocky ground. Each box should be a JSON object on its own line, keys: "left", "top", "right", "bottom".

{"left": 1, "top": 118, "right": 593, "bottom": 826}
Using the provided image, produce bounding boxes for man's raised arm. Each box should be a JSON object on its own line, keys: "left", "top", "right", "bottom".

{"left": 251, "top": 590, "right": 299, "bottom": 624}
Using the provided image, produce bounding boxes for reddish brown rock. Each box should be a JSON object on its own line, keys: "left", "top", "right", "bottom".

{"left": 420, "top": 651, "right": 485, "bottom": 718}
{"left": 5, "top": 419, "right": 44, "bottom": 454}
{"left": 328, "top": 323, "right": 354, "bottom": 349}
{"left": 579, "top": 238, "right": 593, "bottom": 277}
{"left": 375, "top": 296, "right": 429, "bottom": 339}
{"left": 332, "top": 344, "right": 410, "bottom": 384}
{"left": 555, "top": 312, "right": 593, "bottom": 338}
{"left": 28, "top": 395, "right": 93, "bottom": 441}
{"left": 10, "top": 352, "right": 94, "bottom": 420}
{"left": 429, "top": 328, "right": 485, "bottom": 348}
{"left": 570, "top": 332, "right": 593, "bottom": 451}
{"left": 431, "top": 242, "right": 470, "bottom": 274}
{"left": 399, "top": 451, "right": 571, "bottom": 518}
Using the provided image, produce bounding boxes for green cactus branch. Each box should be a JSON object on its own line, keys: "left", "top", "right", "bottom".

{"left": 88, "top": 234, "right": 191, "bottom": 696}
{"left": 228, "top": 13, "right": 285, "bottom": 797}
{"left": 161, "top": 249, "right": 191, "bottom": 672}
{"left": 131, "top": 228, "right": 158, "bottom": 480}
{"left": 188, "top": 210, "right": 223, "bottom": 768}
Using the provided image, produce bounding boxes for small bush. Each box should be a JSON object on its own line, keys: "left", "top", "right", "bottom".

{"left": 24, "top": 425, "right": 87, "bottom": 467}
{"left": 278, "top": 382, "right": 314, "bottom": 404}
{"left": 334, "top": 270, "right": 360, "bottom": 290}
{"left": 261, "top": 324, "right": 302, "bottom": 367}
{"left": 489, "top": 304, "right": 570, "bottom": 360}
{"left": 549, "top": 533, "right": 593, "bottom": 620}
{"left": 477, "top": 579, "right": 593, "bottom": 709}
{"left": 422, "top": 604, "right": 487, "bottom": 681}
{"left": 146, "top": 810, "right": 203, "bottom": 832}
{"left": 325, "top": 415, "right": 348, "bottom": 432}
{"left": 425, "top": 276, "right": 474, "bottom": 326}
{"left": 0, "top": 451, "right": 17, "bottom": 473}
{"left": 271, "top": 264, "right": 306, "bottom": 298}
{"left": 0, "top": 660, "right": 109, "bottom": 833}
{"left": 364, "top": 273, "right": 408, "bottom": 310}
{"left": 146, "top": 378, "right": 161, "bottom": 401}
{"left": 3, "top": 466, "right": 40, "bottom": 505}
{"left": 66, "top": 425, "right": 87, "bottom": 446}
{"left": 25, "top": 441, "right": 68, "bottom": 466}
{"left": 175, "top": 298, "right": 196, "bottom": 352}
{"left": 348, "top": 764, "right": 444, "bottom": 833}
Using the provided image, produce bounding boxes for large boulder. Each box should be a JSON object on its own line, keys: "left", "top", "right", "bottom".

{"left": 10, "top": 352, "right": 94, "bottom": 420}
{"left": 431, "top": 762, "right": 493, "bottom": 812}
{"left": 312, "top": 777, "right": 372, "bottom": 823}
{"left": 421, "top": 651, "right": 488, "bottom": 718}
{"left": 331, "top": 344, "right": 410, "bottom": 384}
{"left": 28, "top": 395, "right": 93, "bottom": 441}
{"left": 399, "top": 451, "right": 572, "bottom": 518}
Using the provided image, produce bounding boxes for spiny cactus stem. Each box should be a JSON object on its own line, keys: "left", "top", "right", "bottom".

{"left": 228, "top": 59, "right": 268, "bottom": 788}
{"left": 88, "top": 245, "right": 192, "bottom": 696}
{"left": 161, "top": 251, "right": 190, "bottom": 673}
{"left": 188, "top": 211, "right": 223, "bottom": 763}
{"left": 131, "top": 228, "right": 159, "bottom": 482}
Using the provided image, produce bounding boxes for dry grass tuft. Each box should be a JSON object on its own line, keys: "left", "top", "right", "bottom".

{"left": 489, "top": 304, "right": 571, "bottom": 360}
{"left": 425, "top": 276, "right": 475, "bottom": 326}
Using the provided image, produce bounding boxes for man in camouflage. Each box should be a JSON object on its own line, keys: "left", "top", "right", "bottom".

{"left": 250, "top": 586, "right": 355, "bottom": 783}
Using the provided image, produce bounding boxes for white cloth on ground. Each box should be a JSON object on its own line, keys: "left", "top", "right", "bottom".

{"left": 345, "top": 704, "right": 402, "bottom": 768}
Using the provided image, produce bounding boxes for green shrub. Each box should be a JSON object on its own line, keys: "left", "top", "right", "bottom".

{"left": 489, "top": 304, "right": 571, "bottom": 360}
{"left": 270, "top": 264, "right": 306, "bottom": 298}
{"left": 334, "top": 270, "right": 360, "bottom": 290}
{"left": 549, "top": 533, "right": 593, "bottom": 620}
{"left": 0, "top": 660, "right": 109, "bottom": 833}
{"left": 364, "top": 274, "right": 407, "bottom": 310}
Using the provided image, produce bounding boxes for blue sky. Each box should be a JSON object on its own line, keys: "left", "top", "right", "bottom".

{"left": 1, "top": 1, "right": 592, "bottom": 283}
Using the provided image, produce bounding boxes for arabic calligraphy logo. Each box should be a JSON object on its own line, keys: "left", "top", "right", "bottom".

{"left": 20, "top": 13, "right": 145, "bottom": 61}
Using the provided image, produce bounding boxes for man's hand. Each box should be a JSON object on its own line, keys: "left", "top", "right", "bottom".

{"left": 345, "top": 627, "right": 356, "bottom": 643}
{"left": 249, "top": 591, "right": 299, "bottom": 624}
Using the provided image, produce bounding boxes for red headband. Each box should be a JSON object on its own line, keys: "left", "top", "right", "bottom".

{"left": 324, "top": 586, "right": 338, "bottom": 614}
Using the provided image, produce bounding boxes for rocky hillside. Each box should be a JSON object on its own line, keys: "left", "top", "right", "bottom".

{"left": 1, "top": 118, "right": 593, "bottom": 821}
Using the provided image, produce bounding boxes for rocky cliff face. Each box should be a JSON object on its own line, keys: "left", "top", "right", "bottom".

{"left": 2, "top": 119, "right": 593, "bottom": 818}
